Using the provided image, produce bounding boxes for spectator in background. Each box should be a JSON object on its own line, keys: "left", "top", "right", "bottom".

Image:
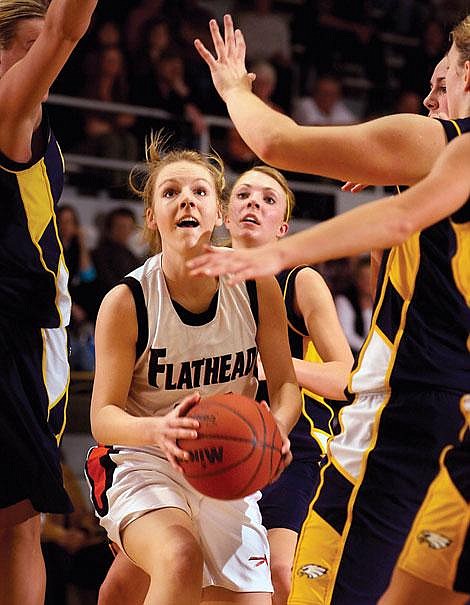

{"left": 178, "top": 6, "right": 227, "bottom": 116}
{"left": 129, "top": 17, "right": 171, "bottom": 86}
{"left": 124, "top": 0, "right": 169, "bottom": 58}
{"left": 83, "top": 45, "right": 130, "bottom": 105}
{"left": 235, "top": 0, "right": 294, "bottom": 111}
{"left": 393, "top": 89, "right": 423, "bottom": 114}
{"left": 41, "top": 455, "right": 113, "bottom": 605}
{"left": 293, "top": 73, "right": 358, "bottom": 125}
{"left": 92, "top": 207, "right": 142, "bottom": 299}
{"left": 335, "top": 255, "right": 373, "bottom": 358}
{"left": 76, "top": 45, "right": 139, "bottom": 196}
{"left": 132, "top": 48, "right": 206, "bottom": 148}
{"left": 313, "top": 0, "right": 388, "bottom": 113}
{"left": 57, "top": 205, "right": 99, "bottom": 372}
{"left": 82, "top": 20, "right": 123, "bottom": 83}
{"left": 371, "top": 0, "right": 431, "bottom": 37}
{"left": 400, "top": 19, "right": 449, "bottom": 100}
{"left": 71, "top": 111, "right": 139, "bottom": 198}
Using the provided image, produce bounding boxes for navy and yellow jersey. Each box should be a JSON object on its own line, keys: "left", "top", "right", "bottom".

{"left": 258, "top": 266, "right": 335, "bottom": 461}
{"left": 0, "top": 111, "right": 71, "bottom": 328}
{"left": 350, "top": 117, "right": 470, "bottom": 396}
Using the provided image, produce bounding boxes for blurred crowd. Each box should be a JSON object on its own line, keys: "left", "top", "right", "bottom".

{"left": 49, "top": 0, "right": 466, "bottom": 373}
{"left": 48, "top": 0, "right": 463, "bottom": 182}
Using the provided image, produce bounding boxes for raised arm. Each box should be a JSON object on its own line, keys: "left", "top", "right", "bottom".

{"left": 195, "top": 15, "right": 446, "bottom": 186}
{"left": 0, "top": 0, "right": 98, "bottom": 155}
{"left": 188, "top": 134, "right": 470, "bottom": 281}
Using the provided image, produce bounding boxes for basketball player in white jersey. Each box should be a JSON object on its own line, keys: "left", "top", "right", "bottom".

{"left": 85, "top": 136, "right": 301, "bottom": 605}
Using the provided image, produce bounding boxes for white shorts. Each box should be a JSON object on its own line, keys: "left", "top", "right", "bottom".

{"left": 85, "top": 445, "right": 273, "bottom": 593}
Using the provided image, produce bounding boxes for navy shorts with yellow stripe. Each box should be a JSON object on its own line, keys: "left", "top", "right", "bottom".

{"left": 0, "top": 318, "right": 72, "bottom": 513}
{"left": 259, "top": 457, "right": 320, "bottom": 533}
{"left": 289, "top": 389, "right": 465, "bottom": 605}
{"left": 398, "top": 394, "right": 470, "bottom": 595}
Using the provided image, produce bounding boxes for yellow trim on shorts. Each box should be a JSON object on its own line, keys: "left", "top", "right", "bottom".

{"left": 398, "top": 446, "right": 469, "bottom": 590}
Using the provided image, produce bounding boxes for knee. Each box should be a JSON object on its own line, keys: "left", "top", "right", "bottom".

{"left": 98, "top": 575, "right": 126, "bottom": 605}
{"left": 271, "top": 560, "right": 293, "bottom": 599}
{"left": 157, "top": 539, "right": 203, "bottom": 582}
{"left": 0, "top": 515, "right": 41, "bottom": 552}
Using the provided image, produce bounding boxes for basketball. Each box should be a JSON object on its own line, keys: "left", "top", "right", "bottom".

{"left": 178, "top": 393, "right": 284, "bottom": 500}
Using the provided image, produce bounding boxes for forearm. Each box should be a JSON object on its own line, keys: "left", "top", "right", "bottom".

{"left": 91, "top": 405, "right": 155, "bottom": 446}
{"left": 269, "top": 382, "right": 302, "bottom": 435}
{"left": 46, "top": 0, "right": 98, "bottom": 42}
{"left": 275, "top": 195, "right": 415, "bottom": 270}
{"left": 224, "top": 88, "right": 298, "bottom": 166}
{"left": 293, "top": 358, "right": 350, "bottom": 400}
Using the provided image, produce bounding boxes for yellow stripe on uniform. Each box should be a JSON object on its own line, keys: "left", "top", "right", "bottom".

{"left": 388, "top": 231, "right": 421, "bottom": 301}
{"left": 17, "top": 160, "right": 54, "bottom": 244}
{"left": 398, "top": 449, "right": 469, "bottom": 590}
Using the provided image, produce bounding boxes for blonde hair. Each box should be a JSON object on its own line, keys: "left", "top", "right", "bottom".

{"left": 129, "top": 132, "right": 226, "bottom": 254}
{"left": 231, "top": 165, "right": 295, "bottom": 222}
{"left": 0, "top": 0, "right": 48, "bottom": 49}
{"left": 451, "top": 14, "right": 470, "bottom": 67}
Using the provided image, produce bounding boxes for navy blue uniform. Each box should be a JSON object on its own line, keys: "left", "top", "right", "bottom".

{"left": 258, "top": 266, "right": 338, "bottom": 532}
{"left": 0, "top": 112, "right": 72, "bottom": 513}
{"left": 290, "top": 118, "right": 470, "bottom": 605}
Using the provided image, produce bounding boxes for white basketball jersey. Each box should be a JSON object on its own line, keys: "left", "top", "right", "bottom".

{"left": 124, "top": 254, "right": 259, "bottom": 422}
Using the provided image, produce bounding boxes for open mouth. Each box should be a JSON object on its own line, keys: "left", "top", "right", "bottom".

{"left": 176, "top": 217, "right": 200, "bottom": 228}
{"left": 241, "top": 214, "right": 260, "bottom": 225}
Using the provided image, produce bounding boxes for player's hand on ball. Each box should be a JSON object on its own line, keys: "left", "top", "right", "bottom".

{"left": 153, "top": 392, "right": 200, "bottom": 471}
{"left": 194, "top": 15, "right": 255, "bottom": 103}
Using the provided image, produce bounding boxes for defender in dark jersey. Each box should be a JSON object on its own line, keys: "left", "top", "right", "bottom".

{"left": 191, "top": 13, "right": 470, "bottom": 605}
{"left": 0, "top": 2, "right": 97, "bottom": 603}
{"left": 226, "top": 166, "right": 353, "bottom": 605}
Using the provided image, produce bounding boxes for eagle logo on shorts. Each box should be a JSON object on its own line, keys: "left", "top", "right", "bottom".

{"left": 297, "top": 564, "right": 327, "bottom": 579}
{"left": 417, "top": 530, "right": 452, "bottom": 550}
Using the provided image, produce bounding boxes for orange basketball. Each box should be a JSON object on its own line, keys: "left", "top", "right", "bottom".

{"left": 178, "top": 393, "right": 284, "bottom": 500}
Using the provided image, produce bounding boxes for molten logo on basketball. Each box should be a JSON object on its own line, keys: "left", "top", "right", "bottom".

{"left": 187, "top": 446, "right": 224, "bottom": 468}
{"left": 192, "top": 414, "right": 217, "bottom": 425}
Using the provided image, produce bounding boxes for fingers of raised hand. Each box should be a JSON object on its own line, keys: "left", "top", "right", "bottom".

{"left": 209, "top": 18, "right": 226, "bottom": 60}
{"left": 223, "top": 14, "right": 235, "bottom": 54}
{"left": 194, "top": 38, "right": 215, "bottom": 67}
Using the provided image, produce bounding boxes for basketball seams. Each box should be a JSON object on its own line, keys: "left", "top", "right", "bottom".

{"left": 179, "top": 393, "right": 283, "bottom": 499}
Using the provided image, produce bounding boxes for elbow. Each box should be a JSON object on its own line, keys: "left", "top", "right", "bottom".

{"left": 389, "top": 216, "right": 416, "bottom": 245}
{"left": 256, "top": 129, "right": 289, "bottom": 167}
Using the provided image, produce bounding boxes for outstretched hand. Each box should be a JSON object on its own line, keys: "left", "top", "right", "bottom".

{"left": 194, "top": 14, "right": 255, "bottom": 102}
{"left": 341, "top": 182, "right": 368, "bottom": 193}
{"left": 187, "top": 243, "right": 285, "bottom": 284}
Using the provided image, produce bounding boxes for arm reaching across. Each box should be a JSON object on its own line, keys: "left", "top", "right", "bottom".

{"left": 188, "top": 134, "right": 470, "bottom": 282}
{"left": 195, "top": 15, "right": 447, "bottom": 186}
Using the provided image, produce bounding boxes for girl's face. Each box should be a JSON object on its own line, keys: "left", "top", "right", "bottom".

{"left": 147, "top": 160, "right": 221, "bottom": 255}
{"left": 423, "top": 57, "right": 449, "bottom": 119}
{"left": 57, "top": 208, "right": 78, "bottom": 240}
{"left": 445, "top": 42, "right": 470, "bottom": 119}
{"left": 226, "top": 170, "right": 288, "bottom": 248}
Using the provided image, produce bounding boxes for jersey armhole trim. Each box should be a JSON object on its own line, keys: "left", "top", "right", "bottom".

{"left": 246, "top": 279, "right": 259, "bottom": 328}
{"left": 121, "top": 276, "right": 148, "bottom": 360}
